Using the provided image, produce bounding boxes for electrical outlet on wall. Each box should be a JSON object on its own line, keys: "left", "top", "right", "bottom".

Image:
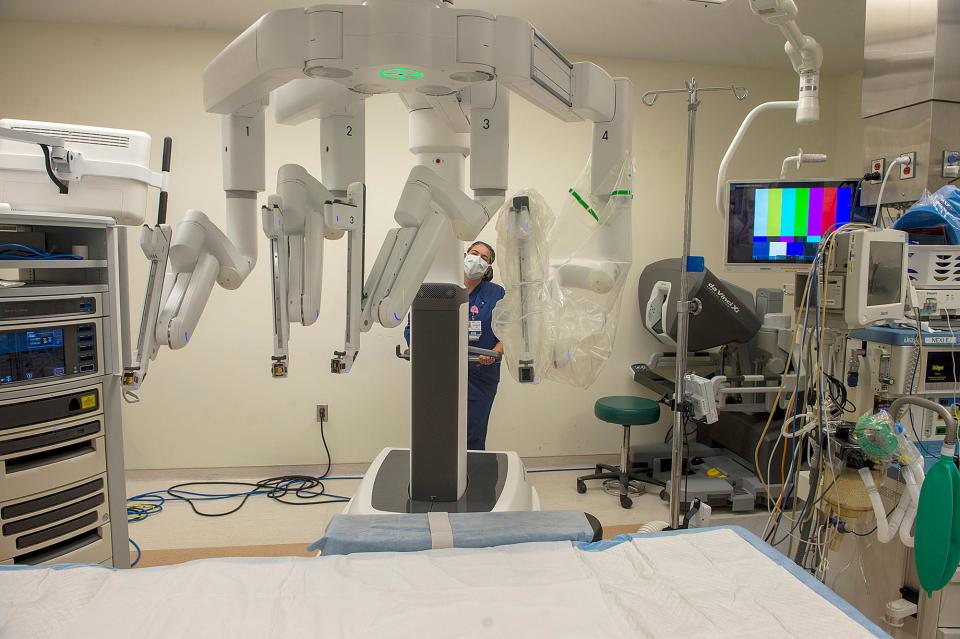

{"left": 899, "top": 152, "right": 916, "bottom": 180}
{"left": 317, "top": 404, "right": 329, "bottom": 423}
{"left": 943, "top": 150, "right": 960, "bottom": 179}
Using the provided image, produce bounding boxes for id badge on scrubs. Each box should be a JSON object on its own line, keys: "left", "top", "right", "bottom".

{"left": 468, "top": 320, "right": 482, "bottom": 342}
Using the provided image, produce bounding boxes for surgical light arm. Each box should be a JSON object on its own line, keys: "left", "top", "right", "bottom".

{"left": 716, "top": 0, "right": 823, "bottom": 215}
{"left": 750, "top": 0, "right": 823, "bottom": 124}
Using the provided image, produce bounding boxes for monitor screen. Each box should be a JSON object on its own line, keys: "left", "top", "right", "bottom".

{"left": 726, "top": 180, "right": 874, "bottom": 267}
{"left": 866, "top": 240, "right": 904, "bottom": 307}
{"left": 0, "top": 328, "right": 66, "bottom": 384}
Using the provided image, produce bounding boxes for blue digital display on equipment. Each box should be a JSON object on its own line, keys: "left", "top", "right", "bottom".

{"left": 0, "top": 328, "right": 66, "bottom": 384}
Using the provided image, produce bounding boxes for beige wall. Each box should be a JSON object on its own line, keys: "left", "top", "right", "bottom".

{"left": 0, "top": 21, "right": 866, "bottom": 469}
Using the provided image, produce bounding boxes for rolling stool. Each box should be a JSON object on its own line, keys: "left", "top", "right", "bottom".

{"left": 576, "top": 396, "right": 661, "bottom": 509}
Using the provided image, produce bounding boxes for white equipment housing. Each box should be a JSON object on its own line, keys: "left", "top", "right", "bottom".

{"left": 0, "top": 119, "right": 158, "bottom": 225}
{"left": 834, "top": 228, "right": 909, "bottom": 328}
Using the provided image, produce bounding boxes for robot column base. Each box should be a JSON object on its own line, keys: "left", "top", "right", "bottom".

{"left": 408, "top": 283, "right": 468, "bottom": 501}
{"left": 345, "top": 447, "right": 540, "bottom": 514}
{"left": 346, "top": 283, "right": 538, "bottom": 514}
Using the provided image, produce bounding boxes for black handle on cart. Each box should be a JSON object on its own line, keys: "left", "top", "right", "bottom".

{"left": 395, "top": 345, "right": 502, "bottom": 363}
{"left": 157, "top": 136, "right": 173, "bottom": 225}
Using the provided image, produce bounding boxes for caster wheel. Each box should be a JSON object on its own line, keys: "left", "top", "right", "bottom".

{"left": 659, "top": 489, "right": 668, "bottom": 502}
{"left": 576, "top": 480, "right": 587, "bottom": 494}
{"left": 620, "top": 495, "right": 633, "bottom": 509}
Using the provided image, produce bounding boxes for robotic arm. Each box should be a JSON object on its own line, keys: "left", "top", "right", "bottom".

{"left": 262, "top": 164, "right": 364, "bottom": 376}
{"left": 359, "top": 79, "right": 509, "bottom": 333}
{"left": 361, "top": 164, "right": 502, "bottom": 331}
{"left": 268, "top": 79, "right": 366, "bottom": 375}
{"left": 158, "top": 113, "right": 263, "bottom": 347}
{"left": 715, "top": 0, "right": 823, "bottom": 215}
{"left": 123, "top": 112, "right": 265, "bottom": 394}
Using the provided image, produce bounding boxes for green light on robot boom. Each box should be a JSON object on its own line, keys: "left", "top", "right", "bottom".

{"left": 379, "top": 67, "right": 424, "bottom": 81}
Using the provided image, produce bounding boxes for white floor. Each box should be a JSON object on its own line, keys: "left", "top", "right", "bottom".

{"left": 125, "top": 456, "right": 770, "bottom": 551}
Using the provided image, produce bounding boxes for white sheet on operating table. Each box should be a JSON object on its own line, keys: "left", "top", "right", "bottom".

{"left": 0, "top": 529, "right": 881, "bottom": 639}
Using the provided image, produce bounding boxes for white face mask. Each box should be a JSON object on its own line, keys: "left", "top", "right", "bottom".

{"left": 464, "top": 253, "right": 489, "bottom": 281}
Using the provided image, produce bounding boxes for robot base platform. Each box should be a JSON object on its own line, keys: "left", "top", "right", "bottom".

{"left": 632, "top": 443, "right": 783, "bottom": 513}
{"left": 345, "top": 447, "right": 540, "bottom": 514}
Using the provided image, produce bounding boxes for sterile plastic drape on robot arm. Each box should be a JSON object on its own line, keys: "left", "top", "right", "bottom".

{"left": 492, "top": 68, "right": 633, "bottom": 388}
{"left": 545, "top": 156, "right": 635, "bottom": 387}
{"left": 493, "top": 191, "right": 555, "bottom": 384}
{"left": 494, "top": 154, "right": 635, "bottom": 389}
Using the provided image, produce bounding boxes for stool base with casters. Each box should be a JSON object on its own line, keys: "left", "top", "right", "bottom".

{"left": 577, "top": 396, "right": 662, "bottom": 509}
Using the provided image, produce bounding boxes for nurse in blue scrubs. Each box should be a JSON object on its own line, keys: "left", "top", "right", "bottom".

{"left": 403, "top": 240, "right": 505, "bottom": 450}
{"left": 461, "top": 241, "right": 505, "bottom": 451}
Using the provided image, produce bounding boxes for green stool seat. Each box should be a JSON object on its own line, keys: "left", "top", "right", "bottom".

{"left": 594, "top": 396, "right": 660, "bottom": 426}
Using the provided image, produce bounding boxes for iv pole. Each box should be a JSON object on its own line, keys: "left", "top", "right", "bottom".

{"left": 641, "top": 79, "right": 748, "bottom": 528}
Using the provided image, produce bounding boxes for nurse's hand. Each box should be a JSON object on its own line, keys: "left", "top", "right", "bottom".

{"left": 478, "top": 342, "right": 504, "bottom": 366}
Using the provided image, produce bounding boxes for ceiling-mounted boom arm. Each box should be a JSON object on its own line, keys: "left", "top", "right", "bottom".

{"left": 749, "top": 0, "right": 823, "bottom": 124}
{"left": 715, "top": 0, "right": 824, "bottom": 216}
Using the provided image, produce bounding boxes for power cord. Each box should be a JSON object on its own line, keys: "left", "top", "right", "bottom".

{"left": 129, "top": 538, "right": 142, "bottom": 567}
{"left": 874, "top": 155, "right": 912, "bottom": 227}
{"left": 39, "top": 144, "right": 68, "bottom": 194}
{"left": 127, "top": 420, "right": 348, "bottom": 538}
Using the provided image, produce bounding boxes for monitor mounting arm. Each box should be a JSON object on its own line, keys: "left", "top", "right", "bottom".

{"left": 716, "top": 0, "right": 823, "bottom": 216}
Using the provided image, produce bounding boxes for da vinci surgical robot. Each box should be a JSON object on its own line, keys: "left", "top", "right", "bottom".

{"left": 130, "top": 0, "right": 633, "bottom": 513}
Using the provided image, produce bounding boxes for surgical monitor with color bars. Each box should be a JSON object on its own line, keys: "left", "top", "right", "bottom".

{"left": 725, "top": 180, "right": 874, "bottom": 269}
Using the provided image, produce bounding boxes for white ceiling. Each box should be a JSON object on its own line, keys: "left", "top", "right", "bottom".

{"left": 0, "top": 0, "right": 866, "bottom": 74}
